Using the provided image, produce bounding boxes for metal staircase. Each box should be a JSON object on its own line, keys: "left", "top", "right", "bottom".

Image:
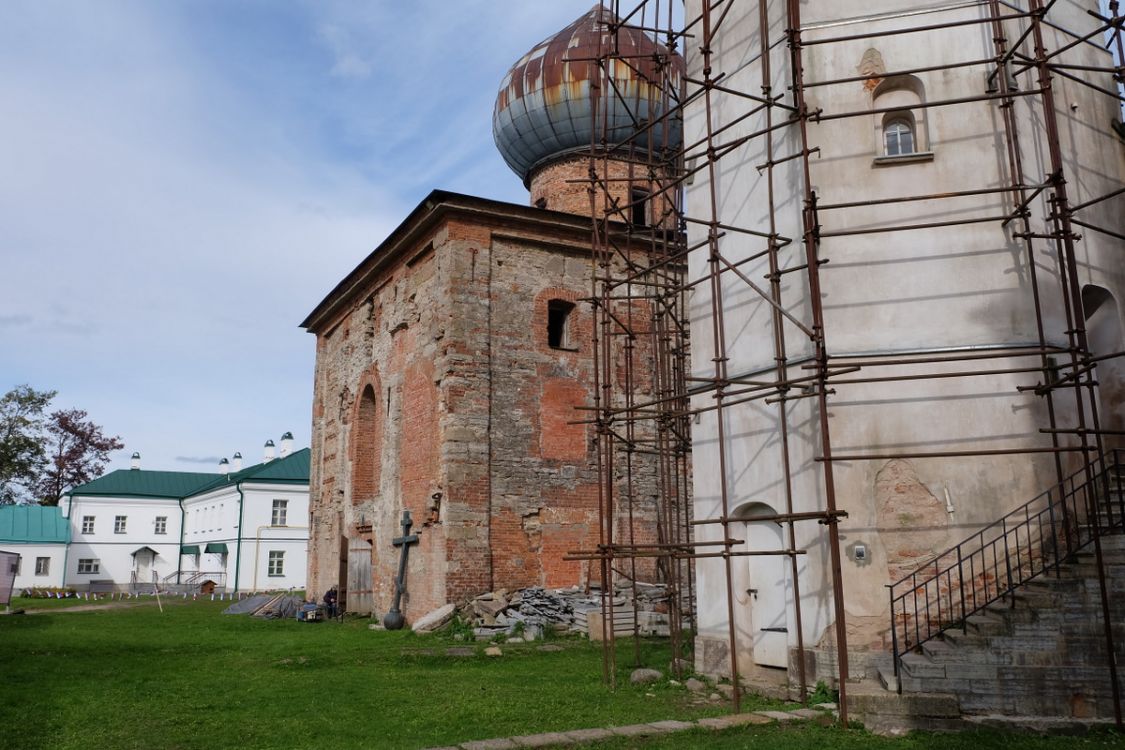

{"left": 887, "top": 449, "right": 1125, "bottom": 680}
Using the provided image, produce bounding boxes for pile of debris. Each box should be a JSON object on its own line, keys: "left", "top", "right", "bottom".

{"left": 413, "top": 582, "right": 686, "bottom": 641}
{"left": 222, "top": 592, "right": 303, "bottom": 620}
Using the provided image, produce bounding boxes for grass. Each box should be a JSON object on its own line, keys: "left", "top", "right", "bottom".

{"left": 2, "top": 600, "right": 1123, "bottom": 750}
{"left": 6, "top": 594, "right": 154, "bottom": 610}
{"left": 0, "top": 599, "right": 744, "bottom": 750}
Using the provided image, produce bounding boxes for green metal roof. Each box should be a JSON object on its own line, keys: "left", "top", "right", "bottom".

{"left": 180, "top": 545, "right": 200, "bottom": 555}
{"left": 0, "top": 505, "right": 71, "bottom": 544}
{"left": 71, "top": 469, "right": 221, "bottom": 499}
{"left": 200, "top": 448, "right": 311, "bottom": 492}
{"left": 204, "top": 542, "right": 228, "bottom": 554}
{"left": 68, "top": 449, "right": 310, "bottom": 501}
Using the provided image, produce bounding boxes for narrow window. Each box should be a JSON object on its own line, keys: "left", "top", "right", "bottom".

{"left": 12, "top": 557, "right": 20, "bottom": 575}
{"left": 630, "top": 188, "right": 650, "bottom": 226}
{"left": 547, "top": 300, "right": 576, "bottom": 350}
{"left": 272, "top": 499, "right": 288, "bottom": 527}
{"left": 535, "top": 196, "right": 547, "bottom": 210}
{"left": 114, "top": 515, "right": 127, "bottom": 534}
{"left": 77, "top": 559, "right": 100, "bottom": 575}
{"left": 81, "top": 516, "right": 95, "bottom": 534}
{"left": 35, "top": 557, "right": 49, "bottom": 576}
{"left": 154, "top": 516, "right": 167, "bottom": 535}
{"left": 268, "top": 551, "right": 285, "bottom": 577}
{"left": 884, "top": 118, "right": 915, "bottom": 156}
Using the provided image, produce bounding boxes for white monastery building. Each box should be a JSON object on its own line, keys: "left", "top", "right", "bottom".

{"left": 31, "top": 435, "right": 311, "bottom": 593}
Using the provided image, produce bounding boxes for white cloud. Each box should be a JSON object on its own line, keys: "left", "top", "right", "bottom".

{"left": 0, "top": 0, "right": 609, "bottom": 474}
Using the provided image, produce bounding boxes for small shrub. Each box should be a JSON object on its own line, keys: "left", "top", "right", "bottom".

{"left": 808, "top": 680, "right": 838, "bottom": 705}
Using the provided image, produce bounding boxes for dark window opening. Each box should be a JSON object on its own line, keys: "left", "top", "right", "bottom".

{"left": 547, "top": 300, "right": 576, "bottom": 349}
{"left": 630, "top": 189, "right": 650, "bottom": 226}
{"left": 535, "top": 196, "right": 547, "bottom": 210}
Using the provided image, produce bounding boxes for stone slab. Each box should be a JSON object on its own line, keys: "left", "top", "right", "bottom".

{"left": 563, "top": 728, "right": 615, "bottom": 742}
{"left": 756, "top": 710, "right": 799, "bottom": 722}
{"left": 790, "top": 709, "right": 822, "bottom": 719}
{"left": 608, "top": 723, "right": 660, "bottom": 737}
{"left": 647, "top": 720, "right": 695, "bottom": 732}
{"left": 462, "top": 740, "right": 518, "bottom": 750}
{"left": 695, "top": 713, "right": 772, "bottom": 729}
{"left": 511, "top": 732, "right": 575, "bottom": 747}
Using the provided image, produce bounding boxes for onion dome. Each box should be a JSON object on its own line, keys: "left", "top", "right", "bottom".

{"left": 493, "top": 4, "right": 683, "bottom": 185}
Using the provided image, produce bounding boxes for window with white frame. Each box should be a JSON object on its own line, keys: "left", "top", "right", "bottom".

{"left": 272, "top": 499, "right": 288, "bottom": 527}
{"left": 267, "top": 551, "right": 284, "bottom": 577}
{"left": 114, "top": 515, "right": 127, "bottom": 534}
{"left": 77, "top": 558, "right": 100, "bottom": 574}
{"left": 154, "top": 516, "right": 167, "bottom": 535}
{"left": 35, "top": 557, "right": 49, "bottom": 576}
{"left": 82, "top": 516, "right": 95, "bottom": 534}
{"left": 883, "top": 117, "right": 915, "bottom": 156}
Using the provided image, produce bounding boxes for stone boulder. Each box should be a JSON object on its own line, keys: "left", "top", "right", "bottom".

{"left": 630, "top": 668, "right": 663, "bottom": 685}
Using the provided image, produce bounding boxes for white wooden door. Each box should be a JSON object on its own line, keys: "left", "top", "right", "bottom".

{"left": 746, "top": 520, "right": 789, "bottom": 668}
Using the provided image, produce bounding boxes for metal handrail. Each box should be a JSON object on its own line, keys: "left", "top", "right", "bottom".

{"left": 887, "top": 449, "right": 1124, "bottom": 680}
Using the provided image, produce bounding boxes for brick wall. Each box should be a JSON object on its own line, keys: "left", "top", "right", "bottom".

{"left": 307, "top": 199, "right": 663, "bottom": 624}
{"left": 529, "top": 154, "right": 677, "bottom": 230}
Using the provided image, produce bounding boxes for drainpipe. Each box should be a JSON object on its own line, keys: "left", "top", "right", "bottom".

{"left": 232, "top": 482, "right": 245, "bottom": 593}
{"left": 176, "top": 496, "right": 186, "bottom": 585}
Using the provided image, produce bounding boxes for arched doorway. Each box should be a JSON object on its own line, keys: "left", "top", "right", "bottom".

{"left": 733, "top": 502, "right": 790, "bottom": 668}
{"left": 1084, "top": 286, "right": 1125, "bottom": 450}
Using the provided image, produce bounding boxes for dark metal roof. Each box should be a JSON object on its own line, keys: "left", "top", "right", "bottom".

{"left": 493, "top": 4, "right": 683, "bottom": 183}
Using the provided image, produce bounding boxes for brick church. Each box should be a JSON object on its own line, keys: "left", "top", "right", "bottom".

{"left": 302, "top": 7, "right": 681, "bottom": 618}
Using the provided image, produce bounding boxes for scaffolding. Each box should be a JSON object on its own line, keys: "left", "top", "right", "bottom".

{"left": 571, "top": 0, "right": 1125, "bottom": 728}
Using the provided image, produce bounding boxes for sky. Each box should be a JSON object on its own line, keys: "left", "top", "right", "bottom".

{"left": 0, "top": 0, "right": 606, "bottom": 474}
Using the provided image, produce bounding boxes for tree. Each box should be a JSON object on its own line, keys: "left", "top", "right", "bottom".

{"left": 0, "top": 385, "right": 56, "bottom": 505}
{"left": 33, "top": 409, "right": 124, "bottom": 506}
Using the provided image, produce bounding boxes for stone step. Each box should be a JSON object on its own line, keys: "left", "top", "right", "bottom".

{"left": 964, "top": 613, "right": 1006, "bottom": 635}
{"left": 899, "top": 652, "right": 946, "bottom": 678}
{"left": 877, "top": 664, "right": 899, "bottom": 692}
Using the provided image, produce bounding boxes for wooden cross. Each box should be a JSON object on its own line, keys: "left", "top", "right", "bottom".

{"left": 383, "top": 510, "right": 419, "bottom": 630}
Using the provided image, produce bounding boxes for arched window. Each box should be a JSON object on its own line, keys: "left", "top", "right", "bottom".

{"left": 883, "top": 116, "right": 915, "bottom": 156}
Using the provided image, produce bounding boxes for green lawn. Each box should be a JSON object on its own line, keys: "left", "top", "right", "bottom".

{"left": 2, "top": 600, "right": 1123, "bottom": 750}
{"left": 0, "top": 599, "right": 740, "bottom": 750}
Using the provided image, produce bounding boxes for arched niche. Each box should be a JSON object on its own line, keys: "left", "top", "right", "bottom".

{"left": 352, "top": 383, "right": 381, "bottom": 506}
{"left": 872, "top": 74, "right": 932, "bottom": 161}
